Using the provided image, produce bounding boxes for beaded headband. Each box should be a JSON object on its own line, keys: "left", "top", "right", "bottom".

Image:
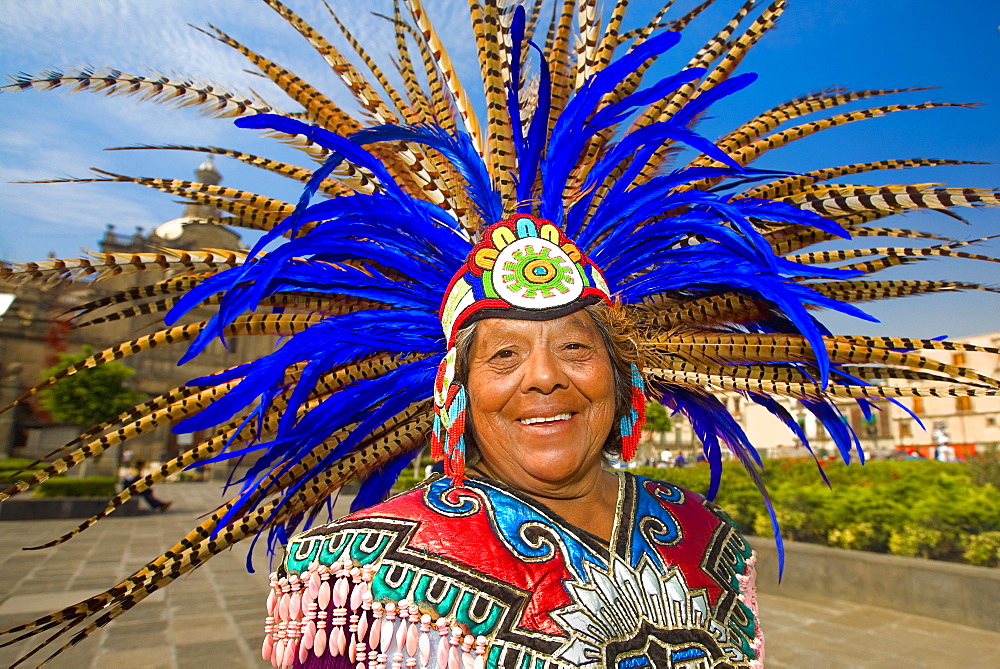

{"left": 439, "top": 213, "right": 612, "bottom": 347}
{"left": 432, "top": 214, "right": 643, "bottom": 485}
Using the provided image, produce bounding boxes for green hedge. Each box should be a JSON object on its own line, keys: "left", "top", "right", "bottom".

{"left": 0, "top": 470, "right": 42, "bottom": 485}
{"left": 33, "top": 477, "right": 118, "bottom": 498}
{"left": 0, "top": 458, "right": 46, "bottom": 471}
{"left": 631, "top": 458, "right": 1000, "bottom": 567}
{"left": 0, "top": 458, "right": 46, "bottom": 485}
{"left": 1, "top": 459, "right": 117, "bottom": 498}
{"left": 355, "top": 455, "right": 1000, "bottom": 568}
{"left": 393, "top": 470, "right": 423, "bottom": 493}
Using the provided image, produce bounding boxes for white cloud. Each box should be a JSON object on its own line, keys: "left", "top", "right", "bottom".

{"left": 2, "top": 1, "right": 477, "bottom": 113}
{"left": 2, "top": 0, "right": 477, "bottom": 262}
{"left": 4, "top": 1, "right": 997, "bottom": 336}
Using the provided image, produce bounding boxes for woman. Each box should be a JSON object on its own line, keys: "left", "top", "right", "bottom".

{"left": 3, "top": 2, "right": 996, "bottom": 665}
{"left": 263, "top": 218, "right": 763, "bottom": 668}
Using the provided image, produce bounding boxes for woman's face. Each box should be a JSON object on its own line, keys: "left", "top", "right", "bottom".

{"left": 465, "top": 311, "right": 616, "bottom": 493}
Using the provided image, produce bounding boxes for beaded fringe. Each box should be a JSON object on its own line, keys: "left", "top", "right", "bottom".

{"left": 736, "top": 551, "right": 765, "bottom": 669}
{"left": 262, "top": 559, "right": 488, "bottom": 669}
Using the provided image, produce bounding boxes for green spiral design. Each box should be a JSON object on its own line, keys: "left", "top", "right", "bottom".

{"left": 501, "top": 245, "right": 575, "bottom": 299}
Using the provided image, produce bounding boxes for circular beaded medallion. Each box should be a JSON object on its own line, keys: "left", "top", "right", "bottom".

{"left": 493, "top": 238, "right": 584, "bottom": 307}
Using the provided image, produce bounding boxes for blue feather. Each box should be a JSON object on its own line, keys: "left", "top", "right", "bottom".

{"left": 659, "top": 389, "right": 783, "bottom": 574}
{"left": 540, "top": 31, "right": 688, "bottom": 226}
{"left": 177, "top": 311, "right": 441, "bottom": 433}
{"left": 669, "top": 72, "right": 758, "bottom": 128}
{"left": 214, "top": 359, "right": 437, "bottom": 535}
{"left": 351, "top": 449, "right": 422, "bottom": 513}
{"left": 351, "top": 124, "right": 501, "bottom": 223}
{"left": 507, "top": 6, "right": 526, "bottom": 155}
{"left": 517, "top": 40, "right": 552, "bottom": 209}
{"left": 745, "top": 392, "right": 832, "bottom": 488}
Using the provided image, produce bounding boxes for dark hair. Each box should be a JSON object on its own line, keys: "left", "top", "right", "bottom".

{"left": 454, "top": 302, "right": 640, "bottom": 459}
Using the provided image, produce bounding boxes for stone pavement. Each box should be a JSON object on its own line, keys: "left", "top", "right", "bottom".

{"left": 1, "top": 482, "right": 998, "bottom": 668}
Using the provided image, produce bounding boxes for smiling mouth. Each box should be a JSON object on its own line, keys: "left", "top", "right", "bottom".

{"left": 518, "top": 412, "right": 573, "bottom": 425}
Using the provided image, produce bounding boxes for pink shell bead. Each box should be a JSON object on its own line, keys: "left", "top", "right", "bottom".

{"left": 358, "top": 590, "right": 372, "bottom": 640}
{"left": 308, "top": 565, "right": 322, "bottom": 600}
{"left": 301, "top": 617, "right": 316, "bottom": 664}
{"left": 370, "top": 601, "right": 384, "bottom": 650}
{"left": 283, "top": 633, "right": 298, "bottom": 669}
{"left": 418, "top": 614, "right": 432, "bottom": 666}
{"left": 302, "top": 583, "right": 318, "bottom": 653}
{"left": 405, "top": 604, "right": 420, "bottom": 657}
{"left": 318, "top": 565, "right": 332, "bottom": 609}
{"left": 315, "top": 607, "right": 328, "bottom": 658}
{"left": 289, "top": 574, "right": 303, "bottom": 621}
{"left": 336, "top": 564, "right": 351, "bottom": 606}
{"left": 267, "top": 573, "right": 279, "bottom": 615}
{"left": 394, "top": 599, "right": 409, "bottom": 655}
{"left": 448, "top": 625, "right": 462, "bottom": 669}
{"left": 273, "top": 635, "right": 284, "bottom": 669}
{"left": 333, "top": 614, "right": 348, "bottom": 657}
{"left": 262, "top": 615, "right": 275, "bottom": 662}
{"left": 381, "top": 603, "right": 396, "bottom": 654}
{"left": 436, "top": 618, "right": 450, "bottom": 669}
{"left": 349, "top": 612, "right": 360, "bottom": 663}
{"left": 474, "top": 636, "right": 487, "bottom": 669}
{"left": 350, "top": 567, "right": 365, "bottom": 609}
{"left": 278, "top": 578, "right": 290, "bottom": 621}
{"left": 461, "top": 635, "right": 475, "bottom": 669}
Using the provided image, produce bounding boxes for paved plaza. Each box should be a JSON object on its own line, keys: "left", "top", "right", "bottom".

{"left": 1, "top": 482, "right": 998, "bottom": 668}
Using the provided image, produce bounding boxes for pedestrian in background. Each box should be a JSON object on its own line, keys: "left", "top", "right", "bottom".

{"left": 121, "top": 462, "right": 172, "bottom": 513}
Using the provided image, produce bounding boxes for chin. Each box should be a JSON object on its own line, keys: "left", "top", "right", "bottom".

{"left": 521, "top": 446, "right": 598, "bottom": 482}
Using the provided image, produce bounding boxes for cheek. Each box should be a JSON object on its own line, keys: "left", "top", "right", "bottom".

{"left": 579, "top": 359, "right": 617, "bottom": 405}
{"left": 579, "top": 365, "right": 618, "bottom": 437}
{"left": 467, "top": 371, "right": 513, "bottom": 415}
{"left": 466, "top": 372, "right": 516, "bottom": 441}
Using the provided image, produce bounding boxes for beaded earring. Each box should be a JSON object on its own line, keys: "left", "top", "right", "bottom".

{"left": 619, "top": 364, "right": 647, "bottom": 462}
{"left": 431, "top": 350, "right": 468, "bottom": 487}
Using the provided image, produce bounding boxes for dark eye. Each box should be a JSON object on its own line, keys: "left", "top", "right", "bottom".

{"left": 492, "top": 349, "right": 515, "bottom": 360}
{"left": 565, "top": 342, "right": 588, "bottom": 350}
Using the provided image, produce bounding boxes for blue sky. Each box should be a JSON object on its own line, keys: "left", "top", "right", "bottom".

{"left": 2, "top": 0, "right": 998, "bottom": 337}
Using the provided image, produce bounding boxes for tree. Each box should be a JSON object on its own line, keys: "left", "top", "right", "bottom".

{"left": 645, "top": 400, "right": 673, "bottom": 447}
{"left": 38, "top": 346, "right": 145, "bottom": 426}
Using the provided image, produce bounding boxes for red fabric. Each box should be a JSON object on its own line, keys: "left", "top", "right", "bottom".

{"left": 343, "top": 475, "right": 737, "bottom": 635}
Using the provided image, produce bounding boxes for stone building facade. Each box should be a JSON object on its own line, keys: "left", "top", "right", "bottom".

{"left": 890, "top": 331, "right": 1000, "bottom": 459}
{"left": 0, "top": 160, "right": 277, "bottom": 474}
{"left": 645, "top": 334, "right": 998, "bottom": 464}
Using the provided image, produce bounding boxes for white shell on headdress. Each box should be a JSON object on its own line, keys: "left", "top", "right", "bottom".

{"left": 492, "top": 237, "right": 584, "bottom": 309}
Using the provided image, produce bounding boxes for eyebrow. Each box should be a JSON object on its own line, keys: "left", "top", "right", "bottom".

{"left": 473, "top": 330, "right": 523, "bottom": 355}
{"left": 476, "top": 318, "right": 598, "bottom": 349}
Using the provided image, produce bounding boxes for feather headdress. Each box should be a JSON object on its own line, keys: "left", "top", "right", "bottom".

{"left": 2, "top": 0, "right": 999, "bottom": 664}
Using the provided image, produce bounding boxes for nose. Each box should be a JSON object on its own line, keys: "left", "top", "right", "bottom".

{"left": 519, "top": 346, "right": 569, "bottom": 395}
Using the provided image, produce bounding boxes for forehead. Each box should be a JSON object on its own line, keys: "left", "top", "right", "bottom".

{"left": 473, "top": 311, "right": 601, "bottom": 345}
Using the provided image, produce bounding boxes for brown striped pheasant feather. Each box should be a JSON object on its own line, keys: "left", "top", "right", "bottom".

{"left": 2, "top": 1, "right": 998, "bottom": 665}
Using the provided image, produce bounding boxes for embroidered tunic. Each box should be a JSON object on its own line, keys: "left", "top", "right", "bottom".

{"left": 263, "top": 472, "right": 764, "bottom": 668}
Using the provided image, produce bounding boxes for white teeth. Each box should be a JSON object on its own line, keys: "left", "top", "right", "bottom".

{"left": 519, "top": 413, "right": 572, "bottom": 425}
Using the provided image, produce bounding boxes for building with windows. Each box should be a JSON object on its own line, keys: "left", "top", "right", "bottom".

{"left": 890, "top": 332, "right": 1000, "bottom": 459}
{"left": 0, "top": 160, "right": 276, "bottom": 473}
{"left": 645, "top": 333, "right": 999, "bottom": 463}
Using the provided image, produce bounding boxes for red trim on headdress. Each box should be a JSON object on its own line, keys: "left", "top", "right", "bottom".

{"left": 440, "top": 215, "right": 612, "bottom": 346}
